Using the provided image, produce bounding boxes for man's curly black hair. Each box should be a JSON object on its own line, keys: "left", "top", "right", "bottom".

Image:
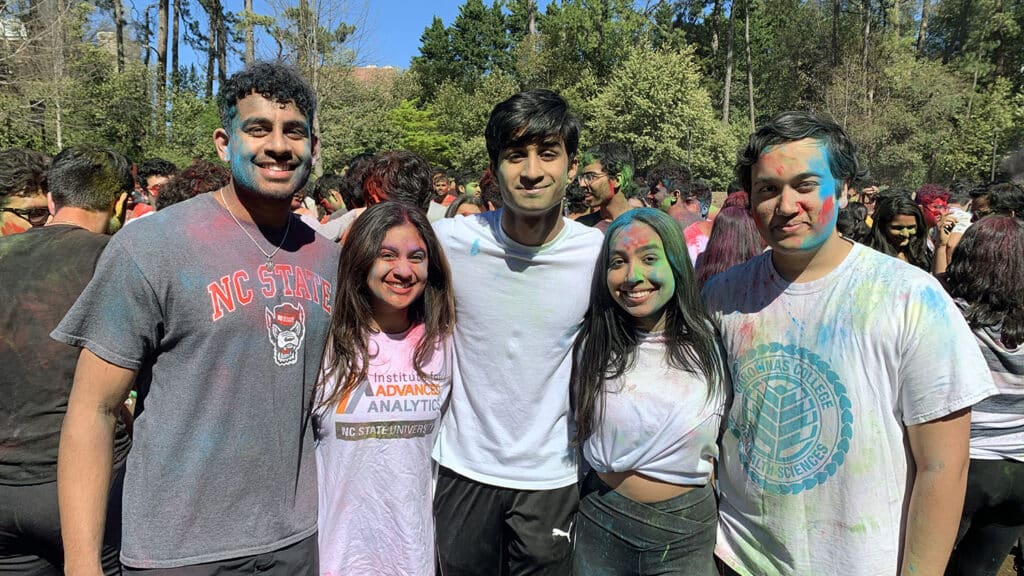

{"left": 216, "top": 62, "right": 317, "bottom": 128}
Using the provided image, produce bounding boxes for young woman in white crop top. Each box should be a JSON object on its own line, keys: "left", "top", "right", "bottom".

{"left": 572, "top": 208, "right": 728, "bottom": 576}
{"left": 314, "top": 203, "right": 454, "bottom": 576}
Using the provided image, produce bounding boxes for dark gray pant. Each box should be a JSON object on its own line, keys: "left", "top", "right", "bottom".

{"left": 434, "top": 466, "right": 578, "bottom": 576}
{"left": 0, "top": 468, "right": 123, "bottom": 576}
{"left": 573, "top": 471, "right": 717, "bottom": 576}
{"left": 946, "top": 458, "right": 1024, "bottom": 576}
{"left": 121, "top": 532, "right": 317, "bottom": 576}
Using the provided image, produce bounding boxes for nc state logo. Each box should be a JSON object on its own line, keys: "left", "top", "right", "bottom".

{"left": 265, "top": 302, "right": 305, "bottom": 366}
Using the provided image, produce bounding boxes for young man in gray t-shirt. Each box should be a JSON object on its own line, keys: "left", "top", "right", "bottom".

{"left": 54, "top": 62, "right": 340, "bottom": 576}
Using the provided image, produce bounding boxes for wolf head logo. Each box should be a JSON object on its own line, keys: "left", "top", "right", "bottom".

{"left": 265, "top": 302, "right": 305, "bottom": 366}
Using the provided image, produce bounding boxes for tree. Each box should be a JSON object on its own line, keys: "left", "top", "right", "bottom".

{"left": 588, "top": 45, "right": 738, "bottom": 187}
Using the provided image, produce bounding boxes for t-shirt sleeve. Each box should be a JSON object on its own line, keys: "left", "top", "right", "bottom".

{"left": 897, "top": 279, "right": 997, "bottom": 426}
{"left": 50, "top": 235, "right": 163, "bottom": 371}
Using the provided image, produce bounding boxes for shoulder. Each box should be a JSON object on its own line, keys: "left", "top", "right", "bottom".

{"left": 561, "top": 217, "right": 605, "bottom": 249}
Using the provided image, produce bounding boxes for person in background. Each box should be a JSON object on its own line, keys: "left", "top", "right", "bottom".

{"left": 943, "top": 216, "right": 1024, "bottom": 576}
{"left": 867, "top": 194, "right": 932, "bottom": 271}
{"left": 0, "top": 148, "right": 51, "bottom": 236}
{"left": 154, "top": 160, "right": 230, "bottom": 211}
{"left": 427, "top": 168, "right": 458, "bottom": 222}
{"left": 444, "top": 194, "right": 485, "bottom": 218}
{"left": 478, "top": 168, "right": 502, "bottom": 211}
{"left": 0, "top": 146, "right": 133, "bottom": 576}
{"left": 311, "top": 174, "right": 349, "bottom": 222}
{"left": 575, "top": 142, "right": 635, "bottom": 232}
{"left": 572, "top": 208, "right": 726, "bottom": 575}
{"left": 130, "top": 158, "right": 177, "bottom": 221}
{"left": 836, "top": 201, "right": 870, "bottom": 244}
{"left": 694, "top": 204, "right": 764, "bottom": 289}
{"left": 988, "top": 181, "right": 1024, "bottom": 219}
{"left": 336, "top": 150, "right": 434, "bottom": 234}
{"left": 315, "top": 202, "right": 454, "bottom": 576}
{"left": 647, "top": 162, "right": 699, "bottom": 229}
{"left": 564, "top": 180, "right": 591, "bottom": 220}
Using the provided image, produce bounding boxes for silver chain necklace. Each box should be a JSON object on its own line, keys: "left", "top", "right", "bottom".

{"left": 219, "top": 189, "right": 291, "bottom": 272}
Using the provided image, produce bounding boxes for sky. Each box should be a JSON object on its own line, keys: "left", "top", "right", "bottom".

{"left": 172, "top": 0, "right": 549, "bottom": 75}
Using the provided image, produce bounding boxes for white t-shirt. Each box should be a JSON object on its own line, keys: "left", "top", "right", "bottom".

{"left": 316, "top": 325, "right": 451, "bottom": 576}
{"left": 701, "top": 241, "right": 996, "bottom": 576}
{"left": 432, "top": 210, "right": 604, "bottom": 489}
{"left": 583, "top": 331, "right": 726, "bottom": 485}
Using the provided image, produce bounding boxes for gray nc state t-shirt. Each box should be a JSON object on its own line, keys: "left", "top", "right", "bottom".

{"left": 53, "top": 193, "right": 341, "bottom": 568}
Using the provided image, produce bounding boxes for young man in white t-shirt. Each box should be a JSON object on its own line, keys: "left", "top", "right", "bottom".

{"left": 432, "top": 89, "right": 603, "bottom": 574}
{"left": 701, "top": 111, "right": 997, "bottom": 576}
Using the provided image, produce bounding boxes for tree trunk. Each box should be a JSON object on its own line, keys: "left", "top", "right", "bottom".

{"left": 916, "top": 0, "right": 929, "bottom": 54}
{"left": 156, "top": 0, "right": 168, "bottom": 116}
{"left": 745, "top": 0, "right": 755, "bottom": 130}
{"left": 862, "top": 0, "right": 871, "bottom": 110}
{"left": 244, "top": 0, "right": 254, "bottom": 65}
{"left": 216, "top": 2, "right": 227, "bottom": 86}
{"left": 205, "top": 15, "right": 215, "bottom": 98}
{"left": 142, "top": 8, "right": 152, "bottom": 67}
{"left": 171, "top": 0, "right": 180, "bottom": 86}
{"left": 711, "top": 0, "right": 722, "bottom": 58}
{"left": 112, "top": 0, "right": 125, "bottom": 72}
{"left": 528, "top": 0, "right": 537, "bottom": 35}
{"left": 832, "top": 0, "right": 841, "bottom": 66}
{"left": 722, "top": 0, "right": 735, "bottom": 124}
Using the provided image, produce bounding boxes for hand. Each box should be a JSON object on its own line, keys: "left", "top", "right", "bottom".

{"left": 936, "top": 213, "right": 956, "bottom": 246}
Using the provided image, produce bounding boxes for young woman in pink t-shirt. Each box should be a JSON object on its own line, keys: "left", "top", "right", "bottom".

{"left": 314, "top": 202, "right": 455, "bottom": 576}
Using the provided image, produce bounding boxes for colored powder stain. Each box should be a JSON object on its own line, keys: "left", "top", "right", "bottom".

{"left": 919, "top": 286, "right": 947, "bottom": 313}
{"left": 817, "top": 196, "right": 836, "bottom": 226}
{"left": 469, "top": 239, "right": 480, "bottom": 256}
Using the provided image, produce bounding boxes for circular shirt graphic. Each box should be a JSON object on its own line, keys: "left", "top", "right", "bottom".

{"left": 729, "top": 343, "right": 853, "bottom": 495}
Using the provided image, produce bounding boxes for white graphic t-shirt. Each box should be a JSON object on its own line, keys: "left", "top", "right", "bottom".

{"left": 702, "top": 242, "right": 996, "bottom": 576}
{"left": 316, "top": 324, "right": 451, "bottom": 576}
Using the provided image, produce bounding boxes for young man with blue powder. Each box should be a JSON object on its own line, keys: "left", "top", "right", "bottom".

{"left": 54, "top": 62, "right": 339, "bottom": 575}
{"left": 431, "top": 89, "right": 604, "bottom": 574}
{"left": 702, "top": 111, "right": 997, "bottom": 576}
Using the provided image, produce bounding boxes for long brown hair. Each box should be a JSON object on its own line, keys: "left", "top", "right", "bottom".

{"left": 318, "top": 202, "right": 455, "bottom": 411}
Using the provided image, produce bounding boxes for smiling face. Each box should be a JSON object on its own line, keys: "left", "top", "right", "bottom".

{"left": 579, "top": 160, "right": 613, "bottom": 208}
{"left": 885, "top": 214, "right": 918, "bottom": 248}
{"left": 606, "top": 222, "right": 675, "bottom": 332}
{"left": 750, "top": 138, "right": 847, "bottom": 257}
{"left": 214, "top": 93, "right": 317, "bottom": 202}
{"left": 367, "top": 222, "right": 428, "bottom": 329}
{"left": 494, "top": 137, "right": 577, "bottom": 216}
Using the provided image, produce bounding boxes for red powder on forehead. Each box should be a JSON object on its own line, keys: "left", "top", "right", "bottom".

{"left": 614, "top": 222, "right": 658, "bottom": 250}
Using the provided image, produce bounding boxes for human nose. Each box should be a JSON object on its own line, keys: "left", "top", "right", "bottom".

{"left": 521, "top": 152, "right": 544, "bottom": 182}
{"left": 265, "top": 128, "right": 290, "bottom": 156}
{"left": 776, "top": 185, "right": 801, "bottom": 216}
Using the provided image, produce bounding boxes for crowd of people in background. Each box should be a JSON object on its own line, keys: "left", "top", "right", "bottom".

{"left": 1, "top": 59, "right": 1023, "bottom": 576}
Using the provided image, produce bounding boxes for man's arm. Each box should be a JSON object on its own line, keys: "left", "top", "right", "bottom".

{"left": 901, "top": 407, "right": 971, "bottom": 576}
{"left": 59, "top": 348, "right": 136, "bottom": 576}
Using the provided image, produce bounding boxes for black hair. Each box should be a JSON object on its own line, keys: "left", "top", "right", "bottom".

{"left": 312, "top": 174, "right": 347, "bottom": 203}
{"left": 836, "top": 201, "right": 870, "bottom": 243}
{"left": 646, "top": 162, "right": 691, "bottom": 194}
{"left": 573, "top": 208, "right": 725, "bottom": 444}
{"left": 581, "top": 142, "right": 636, "bottom": 195}
{"left": 216, "top": 61, "right": 317, "bottom": 128}
{"left": 156, "top": 160, "right": 230, "bottom": 210}
{"left": 136, "top": 158, "right": 178, "bottom": 185}
{"left": 362, "top": 150, "right": 433, "bottom": 210}
{"left": 48, "top": 146, "right": 134, "bottom": 211}
{"left": 478, "top": 168, "right": 502, "bottom": 210}
{"left": 444, "top": 194, "right": 485, "bottom": 218}
{"left": 736, "top": 111, "right": 867, "bottom": 195}
{"left": 988, "top": 181, "right": 1024, "bottom": 217}
{"left": 947, "top": 216, "right": 1024, "bottom": 348}
{"left": 485, "top": 89, "right": 580, "bottom": 168}
{"left": 867, "top": 194, "right": 932, "bottom": 271}
{"left": 0, "top": 148, "right": 50, "bottom": 204}
{"left": 564, "top": 180, "right": 589, "bottom": 215}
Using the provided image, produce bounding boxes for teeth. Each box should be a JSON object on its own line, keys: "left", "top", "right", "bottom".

{"left": 623, "top": 290, "right": 652, "bottom": 298}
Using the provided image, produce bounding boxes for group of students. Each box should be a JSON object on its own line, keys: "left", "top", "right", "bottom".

{"left": 1, "top": 59, "right": 1022, "bottom": 576}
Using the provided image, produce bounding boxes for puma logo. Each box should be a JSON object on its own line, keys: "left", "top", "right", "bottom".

{"left": 551, "top": 522, "right": 572, "bottom": 542}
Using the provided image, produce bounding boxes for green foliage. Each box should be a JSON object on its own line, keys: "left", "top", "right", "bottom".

{"left": 388, "top": 100, "right": 454, "bottom": 165}
{"left": 588, "top": 45, "right": 738, "bottom": 188}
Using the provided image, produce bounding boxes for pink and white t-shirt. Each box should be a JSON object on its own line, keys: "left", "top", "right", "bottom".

{"left": 316, "top": 324, "right": 451, "bottom": 576}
